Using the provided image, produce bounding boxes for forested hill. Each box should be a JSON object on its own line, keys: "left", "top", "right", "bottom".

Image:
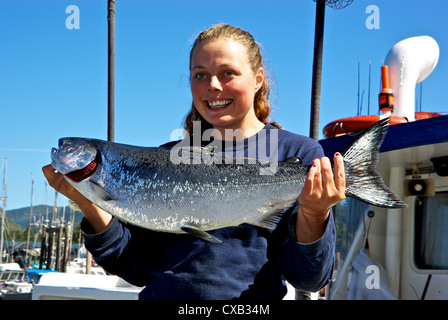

{"left": 3, "top": 205, "right": 83, "bottom": 229}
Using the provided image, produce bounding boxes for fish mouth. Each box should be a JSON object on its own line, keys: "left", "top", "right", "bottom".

{"left": 51, "top": 138, "right": 98, "bottom": 175}
{"left": 64, "top": 152, "right": 100, "bottom": 182}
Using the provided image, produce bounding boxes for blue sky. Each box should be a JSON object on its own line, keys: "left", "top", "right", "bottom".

{"left": 1, "top": 0, "right": 447, "bottom": 210}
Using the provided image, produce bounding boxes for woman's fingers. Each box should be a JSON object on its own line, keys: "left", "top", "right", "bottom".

{"left": 319, "top": 157, "right": 334, "bottom": 195}
{"left": 299, "top": 154, "right": 346, "bottom": 215}
{"left": 333, "top": 152, "right": 346, "bottom": 196}
{"left": 42, "top": 164, "right": 61, "bottom": 188}
{"left": 42, "top": 164, "right": 78, "bottom": 200}
{"left": 300, "top": 158, "right": 319, "bottom": 198}
{"left": 315, "top": 154, "right": 346, "bottom": 200}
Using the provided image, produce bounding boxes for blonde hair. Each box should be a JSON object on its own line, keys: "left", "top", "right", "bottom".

{"left": 184, "top": 23, "right": 282, "bottom": 135}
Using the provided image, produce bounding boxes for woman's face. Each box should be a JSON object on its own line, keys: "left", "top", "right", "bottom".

{"left": 190, "top": 38, "right": 264, "bottom": 135}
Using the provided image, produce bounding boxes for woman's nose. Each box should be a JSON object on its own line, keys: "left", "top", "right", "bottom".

{"left": 209, "top": 75, "right": 223, "bottom": 92}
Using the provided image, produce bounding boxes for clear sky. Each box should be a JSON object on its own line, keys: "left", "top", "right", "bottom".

{"left": 1, "top": 0, "right": 447, "bottom": 210}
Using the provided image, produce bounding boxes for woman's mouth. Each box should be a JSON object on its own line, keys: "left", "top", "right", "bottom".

{"left": 207, "top": 99, "right": 233, "bottom": 109}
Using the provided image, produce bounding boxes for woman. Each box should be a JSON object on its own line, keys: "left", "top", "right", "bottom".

{"left": 42, "top": 24, "right": 345, "bottom": 299}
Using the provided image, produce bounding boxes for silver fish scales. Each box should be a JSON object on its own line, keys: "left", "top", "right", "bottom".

{"left": 51, "top": 119, "right": 406, "bottom": 243}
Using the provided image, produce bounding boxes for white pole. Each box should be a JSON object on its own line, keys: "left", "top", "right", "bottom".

{"left": 384, "top": 166, "right": 405, "bottom": 297}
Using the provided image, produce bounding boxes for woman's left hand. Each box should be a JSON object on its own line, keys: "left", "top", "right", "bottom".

{"left": 296, "top": 153, "right": 346, "bottom": 243}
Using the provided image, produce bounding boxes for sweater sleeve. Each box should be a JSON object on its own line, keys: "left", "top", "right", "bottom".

{"left": 81, "top": 217, "right": 165, "bottom": 287}
{"left": 281, "top": 210, "right": 336, "bottom": 292}
{"left": 276, "top": 130, "right": 336, "bottom": 292}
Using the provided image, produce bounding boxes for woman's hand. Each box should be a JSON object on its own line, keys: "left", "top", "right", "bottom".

{"left": 42, "top": 164, "right": 113, "bottom": 233}
{"left": 296, "top": 153, "right": 346, "bottom": 243}
{"left": 42, "top": 164, "right": 86, "bottom": 204}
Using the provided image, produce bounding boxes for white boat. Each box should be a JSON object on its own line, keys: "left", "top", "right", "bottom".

{"left": 30, "top": 256, "right": 143, "bottom": 300}
{"left": 32, "top": 272, "right": 143, "bottom": 300}
{"left": 0, "top": 263, "right": 33, "bottom": 300}
{"left": 320, "top": 36, "right": 448, "bottom": 300}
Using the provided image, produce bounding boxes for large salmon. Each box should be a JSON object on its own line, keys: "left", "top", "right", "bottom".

{"left": 50, "top": 119, "right": 406, "bottom": 243}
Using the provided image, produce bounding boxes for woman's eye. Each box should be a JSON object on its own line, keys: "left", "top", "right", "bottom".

{"left": 193, "top": 73, "right": 206, "bottom": 80}
{"left": 224, "top": 71, "right": 234, "bottom": 77}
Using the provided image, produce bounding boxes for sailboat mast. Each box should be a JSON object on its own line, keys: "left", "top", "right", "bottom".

{"left": 0, "top": 158, "right": 7, "bottom": 263}
{"left": 25, "top": 173, "right": 34, "bottom": 267}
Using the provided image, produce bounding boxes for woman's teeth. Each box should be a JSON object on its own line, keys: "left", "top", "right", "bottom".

{"left": 208, "top": 100, "right": 232, "bottom": 108}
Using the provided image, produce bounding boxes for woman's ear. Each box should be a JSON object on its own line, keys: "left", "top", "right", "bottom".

{"left": 255, "top": 68, "right": 264, "bottom": 92}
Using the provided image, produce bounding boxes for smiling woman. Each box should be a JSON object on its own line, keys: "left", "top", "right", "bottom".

{"left": 42, "top": 22, "right": 344, "bottom": 300}
{"left": 190, "top": 38, "right": 265, "bottom": 137}
{"left": 185, "top": 24, "right": 282, "bottom": 138}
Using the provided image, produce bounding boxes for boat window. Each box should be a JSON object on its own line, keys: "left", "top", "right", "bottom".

{"left": 414, "top": 191, "right": 448, "bottom": 269}
{"left": 9, "top": 272, "right": 19, "bottom": 281}
{"left": 333, "top": 198, "right": 368, "bottom": 276}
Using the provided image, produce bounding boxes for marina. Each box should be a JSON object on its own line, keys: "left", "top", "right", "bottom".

{"left": 1, "top": 1, "right": 447, "bottom": 301}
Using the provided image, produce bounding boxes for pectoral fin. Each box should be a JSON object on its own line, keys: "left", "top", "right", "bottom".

{"left": 89, "top": 180, "right": 115, "bottom": 201}
{"left": 284, "top": 156, "right": 303, "bottom": 164}
{"left": 181, "top": 226, "right": 222, "bottom": 243}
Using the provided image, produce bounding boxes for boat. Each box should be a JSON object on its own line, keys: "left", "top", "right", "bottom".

{"left": 320, "top": 36, "right": 448, "bottom": 300}
{"left": 31, "top": 272, "right": 143, "bottom": 300}
{"left": 0, "top": 263, "right": 33, "bottom": 300}
{"left": 30, "top": 253, "right": 143, "bottom": 300}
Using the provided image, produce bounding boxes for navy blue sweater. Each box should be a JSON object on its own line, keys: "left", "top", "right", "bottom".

{"left": 81, "top": 124, "right": 336, "bottom": 300}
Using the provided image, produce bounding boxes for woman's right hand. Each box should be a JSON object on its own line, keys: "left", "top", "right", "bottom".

{"left": 42, "top": 164, "right": 113, "bottom": 233}
{"left": 42, "top": 164, "right": 87, "bottom": 204}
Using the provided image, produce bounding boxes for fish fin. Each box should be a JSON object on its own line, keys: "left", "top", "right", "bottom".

{"left": 252, "top": 200, "right": 295, "bottom": 230}
{"left": 180, "top": 226, "right": 222, "bottom": 243}
{"left": 342, "top": 118, "right": 407, "bottom": 208}
{"left": 284, "top": 156, "right": 303, "bottom": 164}
{"left": 89, "top": 180, "right": 115, "bottom": 201}
{"left": 254, "top": 212, "right": 284, "bottom": 230}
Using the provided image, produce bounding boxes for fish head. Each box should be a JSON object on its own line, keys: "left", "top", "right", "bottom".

{"left": 51, "top": 138, "right": 98, "bottom": 175}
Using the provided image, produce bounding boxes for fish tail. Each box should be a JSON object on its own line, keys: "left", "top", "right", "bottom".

{"left": 342, "top": 118, "right": 407, "bottom": 208}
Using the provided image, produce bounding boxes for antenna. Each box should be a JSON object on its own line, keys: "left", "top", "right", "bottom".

{"left": 368, "top": 60, "right": 371, "bottom": 115}
{"left": 357, "top": 57, "right": 360, "bottom": 115}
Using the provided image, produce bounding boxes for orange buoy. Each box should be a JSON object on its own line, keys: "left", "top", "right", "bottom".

{"left": 323, "top": 112, "right": 443, "bottom": 138}
{"left": 323, "top": 115, "right": 405, "bottom": 138}
{"left": 415, "top": 111, "right": 444, "bottom": 120}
